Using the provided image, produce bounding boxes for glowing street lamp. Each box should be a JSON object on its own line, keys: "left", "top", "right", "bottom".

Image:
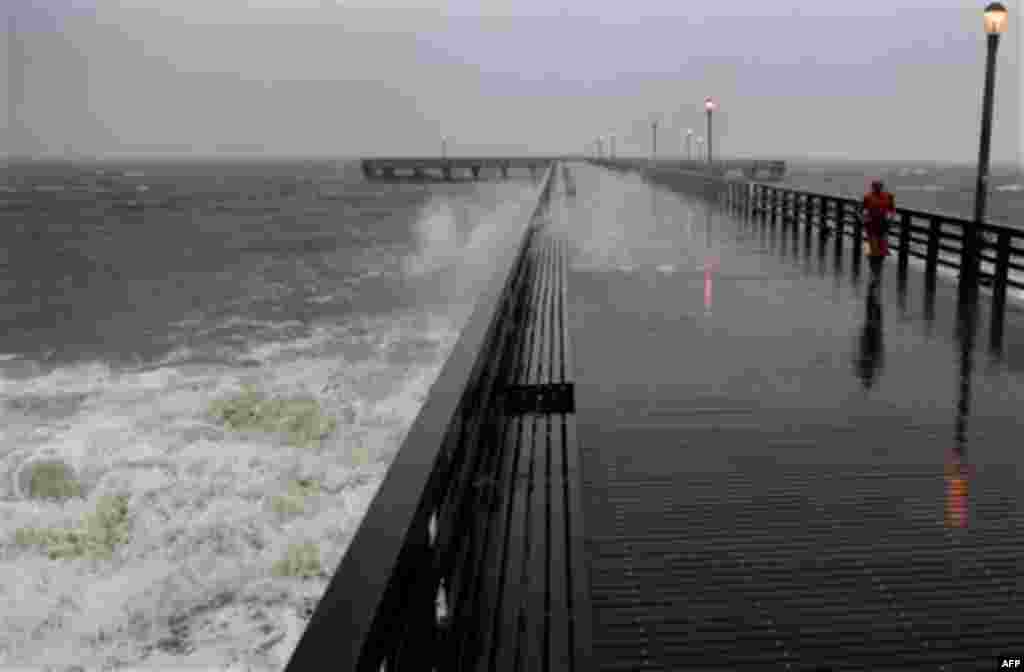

{"left": 960, "top": 2, "right": 1010, "bottom": 307}
{"left": 704, "top": 97, "right": 717, "bottom": 165}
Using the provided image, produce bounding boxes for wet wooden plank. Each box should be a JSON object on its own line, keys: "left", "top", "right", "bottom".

{"left": 519, "top": 235, "right": 555, "bottom": 671}
{"left": 474, "top": 238, "right": 542, "bottom": 672}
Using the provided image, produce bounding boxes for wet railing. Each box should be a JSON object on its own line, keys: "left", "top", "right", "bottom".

{"left": 591, "top": 158, "right": 1023, "bottom": 354}
{"left": 285, "top": 164, "right": 557, "bottom": 672}
{"left": 723, "top": 179, "right": 1024, "bottom": 353}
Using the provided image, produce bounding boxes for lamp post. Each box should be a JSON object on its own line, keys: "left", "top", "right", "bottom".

{"left": 705, "top": 97, "right": 716, "bottom": 166}
{"left": 441, "top": 136, "right": 448, "bottom": 159}
{"left": 610, "top": 134, "right": 616, "bottom": 160}
{"left": 961, "top": 2, "right": 1009, "bottom": 307}
{"left": 651, "top": 119, "right": 659, "bottom": 162}
{"left": 685, "top": 128, "right": 694, "bottom": 162}
{"left": 696, "top": 136, "right": 705, "bottom": 163}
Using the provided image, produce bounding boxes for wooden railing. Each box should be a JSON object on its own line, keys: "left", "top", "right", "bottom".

{"left": 285, "top": 164, "right": 558, "bottom": 672}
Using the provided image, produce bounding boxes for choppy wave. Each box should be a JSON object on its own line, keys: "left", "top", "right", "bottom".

{"left": 0, "top": 172, "right": 540, "bottom": 670}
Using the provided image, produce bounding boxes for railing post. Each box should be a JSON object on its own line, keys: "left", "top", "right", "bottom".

{"left": 770, "top": 189, "right": 778, "bottom": 231}
{"left": 850, "top": 202, "right": 863, "bottom": 279}
{"left": 791, "top": 193, "right": 800, "bottom": 257}
{"left": 925, "top": 218, "right": 941, "bottom": 290}
{"left": 832, "top": 199, "right": 844, "bottom": 272}
{"left": 817, "top": 197, "right": 829, "bottom": 276}
{"left": 803, "top": 195, "right": 813, "bottom": 258}
{"left": 897, "top": 212, "right": 911, "bottom": 313}
{"left": 780, "top": 191, "right": 789, "bottom": 256}
{"left": 898, "top": 213, "right": 911, "bottom": 276}
{"left": 778, "top": 192, "right": 788, "bottom": 259}
{"left": 763, "top": 186, "right": 771, "bottom": 226}
{"left": 989, "top": 230, "right": 1012, "bottom": 354}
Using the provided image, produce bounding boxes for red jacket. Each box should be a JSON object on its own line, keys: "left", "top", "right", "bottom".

{"left": 862, "top": 191, "right": 895, "bottom": 257}
{"left": 862, "top": 191, "right": 895, "bottom": 228}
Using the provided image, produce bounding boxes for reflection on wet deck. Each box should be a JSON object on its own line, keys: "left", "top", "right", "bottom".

{"left": 560, "top": 164, "right": 1023, "bottom": 670}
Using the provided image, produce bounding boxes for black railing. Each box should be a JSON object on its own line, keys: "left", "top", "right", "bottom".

{"left": 722, "top": 179, "right": 1024, "bottom": 353}
{"left": 592, "top": 158, "right": 1023, "bottom": 354}
{"left": 285, "top": 164, "right": 557, "bottom": 672}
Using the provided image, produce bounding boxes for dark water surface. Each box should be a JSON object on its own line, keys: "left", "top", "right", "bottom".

{"left": 0, "top": 159, "right": 502, "bottom": 370}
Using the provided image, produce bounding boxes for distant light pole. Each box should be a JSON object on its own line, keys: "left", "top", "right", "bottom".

{"left": 685, "top": 129, "right": 694, "bottom": 162}
{"left": 610, "top": 134, "right": 616, "bottom": 159}
{"left": 960, "top": 2, "right": 1009, "bottom": 306}
{"left": 441, "top": 136, "right": 448, "bottom": 159}
{"left": 696, "top": 136, "right": 705, "bottom": 163}
{"left": 705, "top": 97, "right": 716, "bottom": 166}
{"left": 651, "top": 119, "right": 659, "bottom": 162}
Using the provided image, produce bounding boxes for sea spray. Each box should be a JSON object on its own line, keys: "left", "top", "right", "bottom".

{"left": 0, "top": 175, "right": 545, "bottom": 670}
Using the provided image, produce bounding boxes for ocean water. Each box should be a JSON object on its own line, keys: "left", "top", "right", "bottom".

{"left": 0, "top": 160, "right": 541, "bottom": 669}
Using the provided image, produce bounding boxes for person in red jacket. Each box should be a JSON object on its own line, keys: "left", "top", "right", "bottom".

{"left": 862, "top": 180, "right": 895, "bottom": 290}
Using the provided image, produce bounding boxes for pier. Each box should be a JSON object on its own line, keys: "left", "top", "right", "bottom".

{"left": 287, "top": 160, "right": 1023, "bottom": 671}
{"left": 361, "top": 157, "right": 566, "bottom": 182}
{"left": 360, "top": 157, "right": 787, "bottom": 182}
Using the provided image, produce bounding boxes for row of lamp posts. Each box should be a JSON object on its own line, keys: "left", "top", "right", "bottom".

{"left": 591, "top": 96, "right": 718, "bottom": 166}
{"left": 585, "top": 2, "right": 1008, "bottom": 308}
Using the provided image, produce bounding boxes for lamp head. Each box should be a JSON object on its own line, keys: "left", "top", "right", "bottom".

{"left": 984, "top": 2, "right": 1008, "bottom": 35}
{"left": 705, "top": 97, "right": 716, "bottom": 112}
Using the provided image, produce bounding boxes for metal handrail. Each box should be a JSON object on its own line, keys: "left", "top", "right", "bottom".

{"left": 591, "top": 158, "right": 1022, "bottom": 353}
{"left": 738, "top": 182, "right": 1024, "bottom": 292}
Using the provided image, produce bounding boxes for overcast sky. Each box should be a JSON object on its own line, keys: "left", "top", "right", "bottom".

{"left": 3, "top": 0, "right": 1022, "bottom": 163}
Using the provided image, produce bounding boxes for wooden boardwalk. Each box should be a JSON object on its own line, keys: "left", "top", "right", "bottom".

{"left": 287, "top": 161, "right": 1021, "bottom": 672}
{"left": 558, "top": 163, "right": 1023, "bottom": 670}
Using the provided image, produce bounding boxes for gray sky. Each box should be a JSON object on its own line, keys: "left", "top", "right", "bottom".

{"left": 3, "top": 0, "right": 1022, "bottom": 163}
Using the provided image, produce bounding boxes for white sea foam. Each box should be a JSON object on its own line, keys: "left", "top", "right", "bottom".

{"left": 995, "top": 183, "right": 1023, "bottom": 192}
{"left": 0, "top": 180, "right": 543, "bottom": 670}
{"left": 0, "top": 310, "right": 459, "bottom": 669}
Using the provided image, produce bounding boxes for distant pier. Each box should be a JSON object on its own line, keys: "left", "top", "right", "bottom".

{"left": 361, "top": 157, "right": 563, "bottom": 182}
{"left": 593, "top": 157, "right": 788, "bottom": 181}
